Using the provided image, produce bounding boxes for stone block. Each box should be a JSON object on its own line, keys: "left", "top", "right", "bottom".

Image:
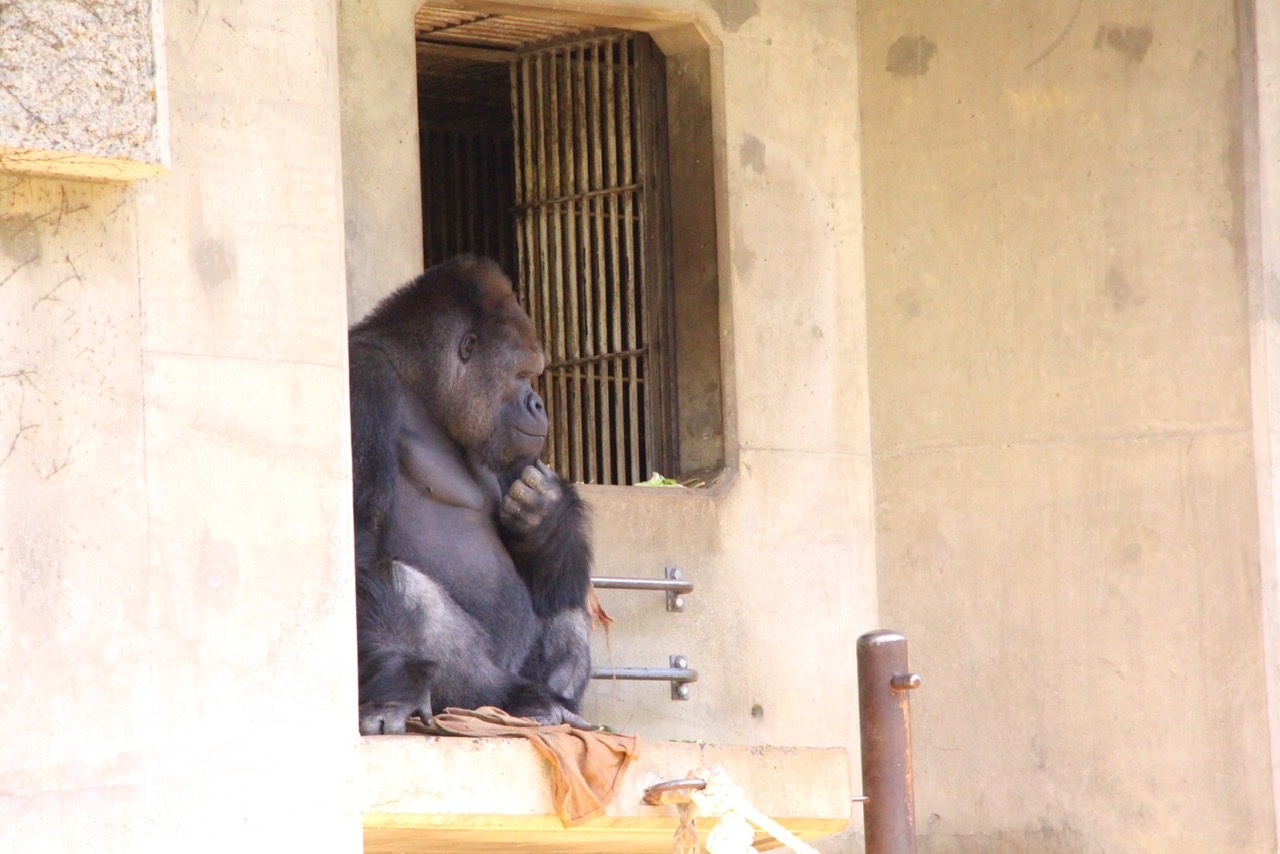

{"left": 0, "top": 0, "right": 169, "bottom": 182}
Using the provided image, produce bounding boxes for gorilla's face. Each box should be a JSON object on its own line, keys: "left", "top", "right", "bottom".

{"left": 451, "top": 319, "right": 548, "bottom": 473}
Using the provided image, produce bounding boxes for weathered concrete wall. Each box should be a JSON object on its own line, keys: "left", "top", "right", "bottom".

{"left": 861, "top": 2, "right": 1276, "bottom": 850}
{"left": 0, "top": 1, "right": 359, "bottom": 850}
{"left": 340, "top": 1, "right": 876, "bottom": 845}
{"left": 1245, "top": 0, "right": 1280, "bottom": 847}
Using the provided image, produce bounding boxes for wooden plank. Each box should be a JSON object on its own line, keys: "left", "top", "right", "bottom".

{"left": 365, "top": 816, "right": 850, "bottom": 853}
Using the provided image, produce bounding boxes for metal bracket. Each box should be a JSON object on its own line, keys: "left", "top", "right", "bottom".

{"left": 670, "top": 654, "right": 692, "bottom": 700}
{"left": 665, "top": 566, "right": 686, "bottom": 612}
{"left": 590, "top": 653, "right": 698, "bottom": 701}
{"left": 590, "top": 566, "right": 693, "bottom": 613}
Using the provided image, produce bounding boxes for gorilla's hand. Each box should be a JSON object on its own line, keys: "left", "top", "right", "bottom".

{"left": 500, "top": 460, "right": 564, "bottom": 539}
{"left": 528, "top": 703, "right": 593, "bottom": 729}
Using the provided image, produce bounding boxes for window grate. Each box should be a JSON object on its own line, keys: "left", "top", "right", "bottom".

{"left": 511, "top": 33, "right": 674, "bottom": 486}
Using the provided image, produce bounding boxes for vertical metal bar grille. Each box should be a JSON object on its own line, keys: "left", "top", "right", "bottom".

{"left": 420, "top": 128, "right": 515, "bottom": 273}
{"left": 511, "top": 33, "right": 672, "bottom": 485}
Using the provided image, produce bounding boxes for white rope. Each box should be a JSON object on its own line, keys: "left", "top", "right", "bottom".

{"left": 688, "top": 766, "right": 820, "bottom": 854}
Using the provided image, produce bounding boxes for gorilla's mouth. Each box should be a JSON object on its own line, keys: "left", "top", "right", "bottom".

{"left": 514, "top": 428, "right": 548, "bottom": 440}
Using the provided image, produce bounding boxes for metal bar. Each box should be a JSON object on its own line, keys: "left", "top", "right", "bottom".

{"left": 421, "top": 130, "right": 433, "bottom": 265}
{"left": 561, "top": 46, "right": 584, "bottom": 482}
{"left": 590, "top": 666, "right": 698, "bottom": 683}
{"left": 533, "top": 53, "right": 556, "bottom": 472}
{"left": 513, "top": 58, "right": 532, "bottom": 326}
{"left": 490, "top": 134, "right": 500, "bottom": 263}
{"left": 591, "top": 577, "right": 693, "bottom": 593}
{"left": 464, "top": 132, "right": 475, "bottom": 256}
{"left": 512, "top": 182, "right": 643, "bottom": 211}
{"left": 634, "top": 37, "right": 653, "bottom": 478}
{"left": 575, "top": 44, "right": 597, "bottom": 485}
{"left": 858, "top": 630, "right": 920, "bottom": 854}
{"left": 548, "top": 52, "right": 569, "bottom": 477}
{"left": 642, "top": 778, "right": 706, "bottom": 804}
{"left": 452, "top": 130, "right": 463, "bottom": 256}
{"left": 590, "top": 40, "right": 612, "bottom": 484}
{"left": 546, "top": 346, "right": 646, "bottom": 371}
{"left": 639, "top": 35, "right": 677, "bottom": 476}
{"left": 604, "top": 38, "right": 625, "bottom": 485}
{"left": 619, "top": 35, "right": 641, "bottom": 483}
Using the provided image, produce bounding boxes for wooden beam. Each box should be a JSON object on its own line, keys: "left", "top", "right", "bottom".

{"left": 417, "top": 41, "right": 516, "bottom": 64}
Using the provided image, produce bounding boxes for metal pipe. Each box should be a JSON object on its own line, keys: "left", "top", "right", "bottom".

{"left": 590, "top": 665, "right": 698, "bottom": 683}
{"left": 858, "top": 629, "right": 920, "bottom": 854}
{"left": 642, "top": 778, "right": 706, "bottom": 804}
{"left": 590, "top": 576, "right": 694, "bottom": 593}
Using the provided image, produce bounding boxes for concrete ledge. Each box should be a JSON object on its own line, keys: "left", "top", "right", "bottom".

{"left": 361, "top": 735, "right": 851, "bottom": 853}
{"left": 0, "top": 148, "right": 167, "bottom": 183}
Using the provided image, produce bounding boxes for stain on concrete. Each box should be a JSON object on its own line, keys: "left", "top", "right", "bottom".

{"left": 1024, "top": 0, "right": 1083, "bottom": 71}
{"left": 740, "top": 133, "right": 766, "bottom": 175}
{"left": 1104, "top": 264, "right": 1146, "bottom": 311}
{"left": 710, "top": 0, "right": 759, "bottom": 34}
{"left": 200, "top": 530, "right": 239, "bottom": 608}
{"left": 193, "top": 236, "right": 235, "bottom": 290}
{"left": 1094, "top": 25, "right": 1153, "bottom": 63}
{"left": 896, "top": 289, "right": 923, "bottom": 318}
{"left": 0, "top": 215, "right": 40, "bottom": 263}
{"left": 887, "top": 36, "right": 937, "bottom": 77}
{"left": 735, "top": 241, "right": 756, "bottom": 277}
{"left": 1111, "top": 525, "right": 1160, "bottom": 564}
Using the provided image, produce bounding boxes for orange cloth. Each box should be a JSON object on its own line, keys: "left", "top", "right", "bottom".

{"left": 408, "top": 706, "right": 640, "bottom": 827}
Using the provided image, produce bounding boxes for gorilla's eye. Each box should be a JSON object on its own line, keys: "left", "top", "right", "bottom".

{"left": 458, "top": 333, "right": 478, "bottom": 363}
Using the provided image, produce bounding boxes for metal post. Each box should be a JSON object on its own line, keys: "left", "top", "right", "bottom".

{"left": 858, "top": 630, "right": 920, "bottom": 854}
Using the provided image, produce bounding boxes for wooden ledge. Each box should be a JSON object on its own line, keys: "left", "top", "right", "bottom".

{"left": 361, "top": 735, "right": 851, "bottom": 853}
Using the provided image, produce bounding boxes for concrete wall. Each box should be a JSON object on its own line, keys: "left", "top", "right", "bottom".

{"left": 861, "top": 2, "right": 1277, "bottom": 850}
{"left": 0, "top": 1, "right": 359, "bottom": 850}
{"left": 2, "top": 0, "right": 877, "bottom": 849}
{"left": 1247, "top": 0, "right": 1280, "bottom": 848}
{"left": 340, "top": 0, "right": 878, "bottom": 837}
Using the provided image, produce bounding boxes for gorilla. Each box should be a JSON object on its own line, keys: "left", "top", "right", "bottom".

{"left": 348, "top": 256, "right": 593, "bottom": 733}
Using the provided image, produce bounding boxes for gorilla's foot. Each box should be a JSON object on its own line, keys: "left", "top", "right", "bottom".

{"left": 359, "top": 701, "right": 432, "bottom": 735}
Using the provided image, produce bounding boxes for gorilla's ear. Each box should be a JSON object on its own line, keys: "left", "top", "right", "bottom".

{"left": 459, "top": 332, "right": 478, "bottom": 363}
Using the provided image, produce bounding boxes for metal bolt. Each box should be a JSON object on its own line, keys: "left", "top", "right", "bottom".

{"left": 666, "top": 567, "right": 687, "bottom": 612}
{"left": 671, "top": 653, "right": 692, "bottom": 701}
{"left": 890, "top": 673, "right": 922, "bottom": 692}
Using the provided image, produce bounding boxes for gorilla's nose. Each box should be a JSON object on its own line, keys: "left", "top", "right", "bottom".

{"left": 525, "top": 391, "right": 545, "bottom": 417}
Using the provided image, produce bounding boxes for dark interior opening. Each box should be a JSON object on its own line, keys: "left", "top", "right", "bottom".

{"left": 414, "top": 8, "right": 726, "bottom": 486}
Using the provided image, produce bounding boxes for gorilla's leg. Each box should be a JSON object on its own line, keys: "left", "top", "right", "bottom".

{"left": 358, "top": 561, "right": 587, "bottom": 731}
{"left": 521, "top": 608, "right": 592, "bottom": 711}
{"left": 356, "top": 562, "right": 437, "bottom": 734}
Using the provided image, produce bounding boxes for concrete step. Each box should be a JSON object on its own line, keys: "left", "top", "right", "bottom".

{"left": 361, "top": 735, "right": 852, "bottom": 852}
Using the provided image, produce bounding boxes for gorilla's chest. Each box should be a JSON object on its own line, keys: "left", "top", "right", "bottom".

{"left": 386, "top": 467, "right": 537, "bottom": 660}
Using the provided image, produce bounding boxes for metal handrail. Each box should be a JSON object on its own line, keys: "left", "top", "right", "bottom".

{"left": 591, "top": 665, "right": 698, "bottom": 683}
{"left": 589, "top": 568, "right": 695, "bottom": 699}
{"left": 591, "top": 576, "right": 694, "bottom": 593}
{"left": 591, "top": 566, "right": 692, "bottom": 612}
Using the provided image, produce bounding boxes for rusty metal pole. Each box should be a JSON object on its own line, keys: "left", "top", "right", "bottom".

{"left": 858, "top": 629, "right": 921, "bottom": 854}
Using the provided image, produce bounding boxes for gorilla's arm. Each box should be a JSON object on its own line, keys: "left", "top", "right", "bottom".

{"left": 498, "top": 462, "right": 593, "bottom": 712}
{"left": 349, "top": 340, "right": 402, "bottom": 572}
{"left": 498, "top": 461, "right": 592, "bottom": 617}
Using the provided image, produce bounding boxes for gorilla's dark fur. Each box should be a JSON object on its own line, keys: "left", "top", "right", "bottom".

{"left": 349, "top": 256, "right": 592, "bottom": 733}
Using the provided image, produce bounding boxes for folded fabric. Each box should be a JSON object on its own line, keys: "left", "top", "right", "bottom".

{"left": 408, "top": 706, "right": 641, "bottom": 827}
